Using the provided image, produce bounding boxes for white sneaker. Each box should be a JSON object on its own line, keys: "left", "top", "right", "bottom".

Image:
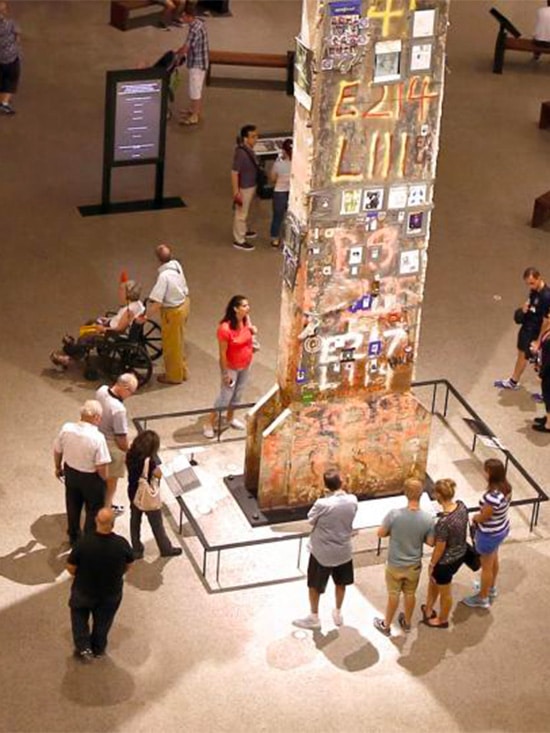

{"left": 203, "top": 424, "right": 215, "bottom": 439}
{"left": 230, "top": 418, "right": 246, "bottom": 430}
{"left": 292, "top": 614, "right": 321, "bottom": 630}
{"left": 332, "top": 608, "right": 343, "bottom": 627}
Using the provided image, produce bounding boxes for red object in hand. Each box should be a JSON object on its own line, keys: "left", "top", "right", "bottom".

{"left": 233, "top": 193, "right": 243, "bottom": 207}
{"left": 120, "top": 270, "right": 129, "bottom": 283}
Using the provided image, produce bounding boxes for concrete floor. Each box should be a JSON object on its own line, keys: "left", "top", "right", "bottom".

{"left": 1, "top": 1, "right": 550, "bottom": 731}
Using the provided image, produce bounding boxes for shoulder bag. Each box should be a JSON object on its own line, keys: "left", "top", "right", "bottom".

{"left": 463, "top": 522, "right": 481, "bottom": 572}
{"left": 239, "top": 145, "right": 271, "bottom": 199}
{"left": 133, "top": 457, "right": 162, "bottom": 512}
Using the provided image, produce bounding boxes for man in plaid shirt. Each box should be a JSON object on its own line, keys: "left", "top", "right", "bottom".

{"left": 176, "top": 1, "right": 209, "bottom": 125}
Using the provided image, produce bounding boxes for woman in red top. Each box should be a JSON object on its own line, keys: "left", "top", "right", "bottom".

{"left": 204, "top": 295, "right": 255, "bottom": 438}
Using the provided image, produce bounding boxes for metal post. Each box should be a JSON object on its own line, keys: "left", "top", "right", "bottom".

{"left": 154, "top": 160, "right": 164, "bottom": 207}
{"left": 430, "top": 382, "right": 438, "bottom": 414}
{"left": 216, "top": 549, "right": 221, "bottom": 584}
{"left": 443, "top": 382, "right": 450, "bottom": 417}
{"left": 493, "top": 26, "right": 507, "bottom": 74}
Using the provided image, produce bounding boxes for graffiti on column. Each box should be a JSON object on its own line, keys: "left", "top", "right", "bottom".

{"left": 246, "top": 0, "right": 450, "bottom": 510}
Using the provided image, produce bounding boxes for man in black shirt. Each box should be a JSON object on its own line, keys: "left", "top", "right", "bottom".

{"left": 494, "top": 267, "right": 550, "bottom": 391}
{"left": 66, "top": 508, "right": 133, "bottom": 662}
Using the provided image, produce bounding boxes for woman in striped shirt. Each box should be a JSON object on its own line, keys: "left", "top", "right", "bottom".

{"left": 462, "top": 459, "right": 511, "bottom": 609}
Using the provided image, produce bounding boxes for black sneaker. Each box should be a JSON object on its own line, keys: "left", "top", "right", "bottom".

{"left": 245, "top": 230, "right": 257, "bottom": 239}
{"left": 74, "top": 648, "right": 93, "bottom": 664}
{"left": 160, "top": 547, "right": 183, "bottom": 557}
{"left": 0, "top": 103, "right": 15, "bottom": 115}
{"left": 233, "top": 241, "right": 255, "bottom": 251}
{"left": 533, "top": 416, "right": 547, "bottom": 426}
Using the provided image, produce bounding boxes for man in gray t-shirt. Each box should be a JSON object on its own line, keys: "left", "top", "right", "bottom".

{"left": 373, "top": 478, "right": 434, "bottom": 636}
{"left": 293, "top": 469, "right": 358, "bottom": 631}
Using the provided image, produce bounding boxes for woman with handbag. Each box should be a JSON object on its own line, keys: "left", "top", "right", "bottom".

{"left": 421, "top": 479, "right": 468, "bottom": 629}
{"left": 203, "top": 295, "right": 256, "bottom": 439}
{"left": 462, "top": 458, "right": 511, "bottom": 609}
{"left": 126, "top": 430, "right": 182, "bottom": 559}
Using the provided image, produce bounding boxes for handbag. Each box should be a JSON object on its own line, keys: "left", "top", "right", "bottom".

{"left": 463, "top": 523, "right": 481, "bottom": 572}
{"left": 133, "top": 458, "right": 162, "bottom": 512}
{"left": 513, "top": 307, "right": 525, "bottom": 325}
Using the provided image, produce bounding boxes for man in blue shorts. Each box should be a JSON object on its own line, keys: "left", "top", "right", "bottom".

{"left": 293, "top": 469, "right": 358, "bottom": 631}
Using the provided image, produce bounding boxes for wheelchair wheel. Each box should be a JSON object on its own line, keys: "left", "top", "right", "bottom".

{"left": 103, "top": 341, "right": 152, "bottom": 387}
{"left": 140, "top": 319, "right": 163, "bottom": 361}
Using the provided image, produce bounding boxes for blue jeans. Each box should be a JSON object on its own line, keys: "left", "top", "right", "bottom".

{"left": 270, "top": 191, "right": 289, "bottom": 239}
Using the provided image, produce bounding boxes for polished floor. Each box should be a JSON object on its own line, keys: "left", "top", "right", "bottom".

{"left": 1, "top": 1, "right": 550, "bottom": 731}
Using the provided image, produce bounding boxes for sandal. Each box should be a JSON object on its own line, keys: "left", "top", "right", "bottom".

{"left": 420, "top": 604, "right": 436, "bottom": 621}
{"left": 423, "top": 618, "right": 449, "bottom": 629}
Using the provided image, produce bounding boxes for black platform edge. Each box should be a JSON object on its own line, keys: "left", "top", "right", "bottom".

{"left": 225, "top": 474, "right": 436, "bottom": 528}
{"left": 78, "top": 197, "right": 186, "bottom": 217}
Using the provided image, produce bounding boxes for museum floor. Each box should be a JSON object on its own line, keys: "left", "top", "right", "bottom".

{"left": 1, "top": 1, "right": 550, "bottom": 731}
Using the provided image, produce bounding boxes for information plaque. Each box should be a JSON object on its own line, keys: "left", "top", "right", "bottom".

{"left": 79, "top": 67, "right": 185, "bottom": 216}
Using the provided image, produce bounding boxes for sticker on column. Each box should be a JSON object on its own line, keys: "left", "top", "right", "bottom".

{"left": 399, "top": 249, "right": 420, "bottom": 275}
{"left": 412, "top": 9, "right": 436, "bottom": 38}
{"left": 410, "top": 43, "right": 433, "bottom": 72}
{"left": 362, "top": 188, "right": 384, "bottom": 211}
{"left": 340, "top": 189, "right": 362, "bottom": 216}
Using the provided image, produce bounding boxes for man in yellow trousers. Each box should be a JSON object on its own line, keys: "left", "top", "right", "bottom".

{"left": 148, "top": 244, "right": 190, "bottom": 384}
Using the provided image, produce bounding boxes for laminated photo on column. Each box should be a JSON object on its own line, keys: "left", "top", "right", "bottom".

{"left": 373, "top": 40, "right": 401, "bottom": 83}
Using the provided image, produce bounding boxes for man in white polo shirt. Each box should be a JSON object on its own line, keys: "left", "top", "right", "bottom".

{"left": 148, "top": 244, "right": 190, "bottom": 384}
{"left": 53, "top": 400, "right": 111, "bottom": 546}
{"left": 95, "top": 373, "right": 138, "bottom": 514}
{"left": 534, "top": 1, "right": 550, "bottom": 58}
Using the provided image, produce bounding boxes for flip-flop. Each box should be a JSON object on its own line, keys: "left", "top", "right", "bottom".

{"left": 422, "top": 618, "right": 449, "bottom": 629}
{"left": 420, "top": 604, "right": 436, "bottom": 621}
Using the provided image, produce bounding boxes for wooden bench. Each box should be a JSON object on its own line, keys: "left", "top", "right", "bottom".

{"left": 206, "top": 50, "right": 295, "bottom": 95}
{"left": 110, "top": 0, "right": 158, "bottom": 31}
{"left": 493, "top": 33, "right": 550, "bottom": 74}
{"left": 532, "top": 190, "right": 550, "bottom": 228}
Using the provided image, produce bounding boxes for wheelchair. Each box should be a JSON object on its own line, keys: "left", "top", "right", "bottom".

{"left": 54, "top": 316, "right": 162, "bottom": 388}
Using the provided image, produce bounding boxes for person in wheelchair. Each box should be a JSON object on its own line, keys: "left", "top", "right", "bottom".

{"left": 50, "top": 280, "right": 145, "bottom": 368}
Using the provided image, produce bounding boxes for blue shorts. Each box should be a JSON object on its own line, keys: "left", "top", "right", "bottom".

{"left": 475, "top": 528, "right": 508, "bottom": 555}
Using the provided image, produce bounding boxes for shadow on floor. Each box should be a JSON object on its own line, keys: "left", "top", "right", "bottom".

{"left": 0, "top": 513, "right": 69, "bottom": 585}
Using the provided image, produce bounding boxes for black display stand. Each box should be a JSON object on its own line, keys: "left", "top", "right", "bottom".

{"left": 79, "top": 67, "right": 185, "bottom": 217}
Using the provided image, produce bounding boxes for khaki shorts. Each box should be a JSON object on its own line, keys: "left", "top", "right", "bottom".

{"left": 106, "top": 440, "right": 126, "bottom": 479}
{"left": 189, "top": 68, "right": 206, "bottom": 100}
{"left": 385, "top": 563, "right": 422, "bottom": 596}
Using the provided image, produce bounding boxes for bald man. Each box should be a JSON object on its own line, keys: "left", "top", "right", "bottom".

{"left": 67, "top": 508, "right": 133, "bottom": 662}
{"left": 148, "top": 244, "right": 190, "bottom": 384}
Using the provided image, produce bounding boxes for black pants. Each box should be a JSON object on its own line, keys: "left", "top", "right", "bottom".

{"left": 130, "top": 504, "right": 174, "bottom": 555}
{"left": 70, "top": 594, "right": 121, "bottom": 654}
{"left": 64, "top": 465, "right": 106, "bottom": 544}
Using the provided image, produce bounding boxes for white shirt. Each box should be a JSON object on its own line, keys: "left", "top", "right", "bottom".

{"left": 95, "top": 385, "right": 128, "bottom": 439}
{"left": 535, "top": 7, "right": 550, "bottom": 41}
{"left": 307, "top": 491, "right": 358, "bottom": 567}
{"left": 53, "top": 421, "right": 111, "bottom": 473}
{"left": 108, "top": 300, "right": 145, "bottom": 330}
{"left": 149, "top": 260, "right": 188, "bottom": 307}
{"left": 272, "top": 157, "right": 291, "bottom": 192}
